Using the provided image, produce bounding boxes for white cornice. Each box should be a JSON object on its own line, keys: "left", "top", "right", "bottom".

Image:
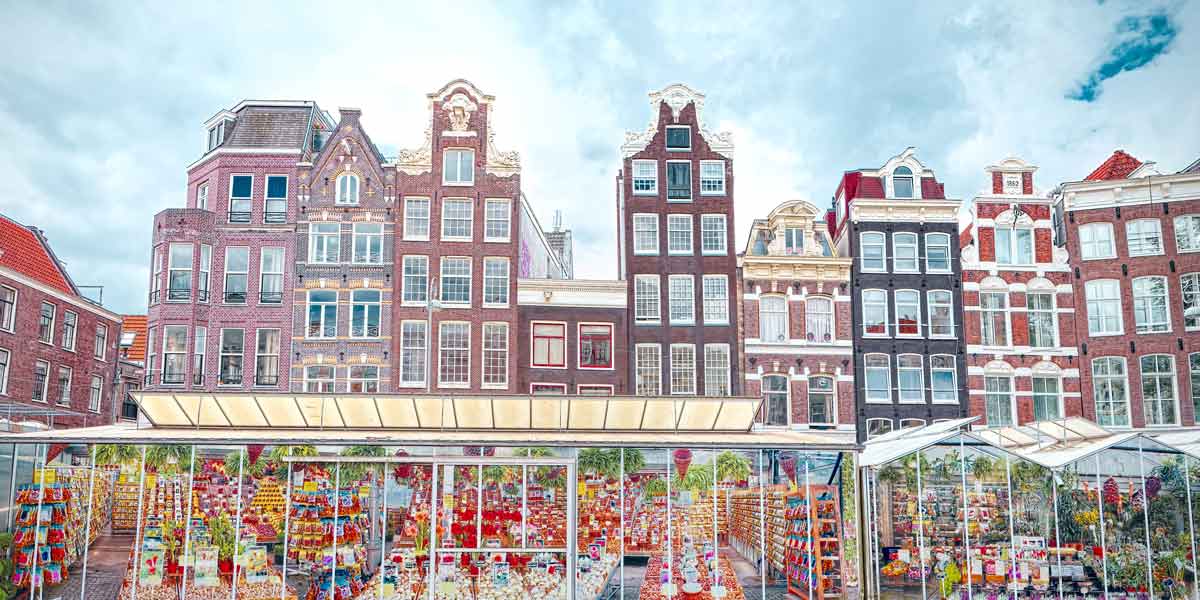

{"left": 517, "top": 279, "right": 626, "bottom": 308}
{"left": 1057, "top": 171, "right": 1200, "bottom": 212}
{"left": 849, "top": 199, "right": 960, "bottom": 224}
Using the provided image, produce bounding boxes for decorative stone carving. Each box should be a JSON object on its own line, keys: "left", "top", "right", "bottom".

{"left": 395, "top": 126, "right": 433, "bottom": 175}
{"left": 621, "top": 83, "right": 733, "bottom": 159}
{"left": 485, "top": 129, "right": 521, "bottom": 176}
{"left": 442, "top": 93, "right": 477, "bottom": 132}
{"left": 651, "top": 83, "right": 706, "bottom": 121}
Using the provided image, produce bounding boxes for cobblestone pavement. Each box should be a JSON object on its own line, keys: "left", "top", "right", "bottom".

{"left": 42, "top": 532, "right": 132, "bottom": 600}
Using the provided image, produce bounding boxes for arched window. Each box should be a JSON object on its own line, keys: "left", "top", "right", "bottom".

{"left": 866, "top": 418, "right": 893, "bottom": 439}
{"left": 336, "top": 173, "right": 360, "bottom": 205}
{"left": 759, "top": 295, "right": 789, "bottom": 342}
{"left": 898, "top": 418, "right": 926, "bottom": 430}
{"left": 808, "top": 376, "right": 835, "bottom": 427}
{"left": 762, "top": 374, "right": 789, "bottom": 426}
{"left": 892, "top": 166, "right": 914, "bottom": 198}
{"left": 805, "top": 297, "right": 833, "bottom": 342}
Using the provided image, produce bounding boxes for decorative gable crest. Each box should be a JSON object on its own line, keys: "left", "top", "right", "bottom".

{"left": 622, "top": 83, "right": 733, "bottom": 159}
{"left": 442, "top": 93, "right": 477, "bottom": 133}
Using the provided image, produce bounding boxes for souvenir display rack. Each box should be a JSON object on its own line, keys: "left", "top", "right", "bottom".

{"left": 112, "top": 473, "right": 143, "bottom": 531}
{"left": 286, "top": 465, "right": 372, "bottom": 600}
{"left": 12, "top": 472, "right": 72, "bottom": 590}
{"left": 727, "top": 486, "right": 788, "bottom": 575}
{"left": 784, "top": 485, "right": 844, "bottom": 599}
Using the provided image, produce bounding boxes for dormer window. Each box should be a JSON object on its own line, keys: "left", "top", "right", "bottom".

{"left": 784, "top": 228, "right": 804, "bottom": 255}
{"left": 1003, "top": 173, "right": 1023, "bottom": 195}
{"left": 336, "top": 173, "right": 360, "bottom": 205}
{"left": 206, "top": 118, "right": 232, "bottom": 152}
{"left": 666, "top": 126, "right": 691, "bottom": 151}
{"left": 892, "top": 166, "right": 914, "bottom": 198}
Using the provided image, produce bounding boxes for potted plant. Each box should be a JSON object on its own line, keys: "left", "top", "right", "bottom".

{"left": 209, "top": 513, "right": 237, "bottom": 576}
{"left": 162, "top": 519, "right": 184, "bottom": 576}
{"left": 715, "top": 451, "right": 750, "bottom": 484}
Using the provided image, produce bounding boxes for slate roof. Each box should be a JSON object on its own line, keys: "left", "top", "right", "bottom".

{"left": 224, "top": 105, "right": 313, "bottom": 149}
{"left": 0, "top": 213, "right": 74, "bottom": 294}
{"left": 1084, "top": 150, "right": 1143, "bottom": 181}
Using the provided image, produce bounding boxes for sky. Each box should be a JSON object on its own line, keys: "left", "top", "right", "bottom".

{"left": 1, "top": 0, "right": 1198, "bottom": 314}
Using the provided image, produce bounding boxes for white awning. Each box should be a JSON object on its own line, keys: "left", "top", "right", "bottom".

{"left": 132, "top": 392, "right": 766, "bottom": 433}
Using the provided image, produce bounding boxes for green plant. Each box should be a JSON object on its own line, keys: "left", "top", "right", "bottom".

{"left": 577, "top": 449, "right": 615, "bottom": 479}
{"left": 94, "top": 444, "right": 142, "bottom": 469}
{"left": 0, "top": 532, "right": 18, "bottom": 599}
{"left": 621, "top": 449, "right": 646, "bottom": 475}
{"left": 338, "top": 446, "right": 387, "bottom": 484}
{"left": 223, "top": 450, "right": 245, "bottom": 480}
{"left": 145, "top": 445, "right": 191, "bottom": 475}
{"left": 715, "top": 451, "right": 751, "bottom": 483}
{"left": 674, "top": 461, "right": 714, "bottom": 495}
{"left": 208, "top": 513, "right": 236, "bottom": 561}
{"left": 969, "top": 455, "right": 997, "bottom": 482}
{"left": 643, "top": 478, "right": 667, "bottom": 498}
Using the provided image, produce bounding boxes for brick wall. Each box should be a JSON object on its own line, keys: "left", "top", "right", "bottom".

{"left": 516, "top": 305, "right": 627, "bottom": 394}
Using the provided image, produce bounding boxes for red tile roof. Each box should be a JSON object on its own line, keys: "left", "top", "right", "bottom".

{"left": 1084, "top": 150, "right": 1143, "bottom": 181}
{"left": 920, "top": 177, "right": 946, "bottom": 199}
{"left": 121, "top": 315, "right": 148, "bottom": 362}
{"left": 959, "top": 223, "right": 974, "bottom": 249}
{"left": 0, "top": 214, "right": 73, "bottom": 294}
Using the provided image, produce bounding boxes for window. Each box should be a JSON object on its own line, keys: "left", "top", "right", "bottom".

{"left": 197, "top": 182, "right": 209, "bottom": 210}
{"left": 703, "top": 344, "right": 730, "bottom": 396}
{"left": 352, "top": 223, "right": 383, "bottom": 264}
{"left": 759, "top": 295, "right": 788, "bottom": 342}
{"left": 632, "top": 160, "right": 657, "bottom": 194}
{"left": 893, "top": 233, "right": 918, "bottom": 272}
{"left": 1032, "top": 377, "right": 1061, "bottom": 421}
{"left": 265, "top": 175, "right": 287, "bottom": 222}
{"left": 1093, "top": 357, "right": 1130, "bottom": 427}
{"left": 670, "top": 345, "right": 697, "bottom": 395}
{"left": 806, "top": 297, "right": 833, "bottom": 342}
{"left": 89, "top": 375, "right": 102, "bottom": 412}
{"left": 1027, "top": 292, "right": 1057, "bottom": 347}
{"left": 402, "top": 256, "right": 428, "bottom": 305}
{"left": 634, "top": 275, "right": 661, "bottom": 323}
{"left": 925, "top": 233, "right": 951, "bottom": 272}
{"left": 1184, "top": 273, "right": 1200, "bottom": 331}
{"left": 219, "top": 246, "right": 248, "bottom": 304}
{"left": 441, "top": 198, "right": 473, "bottom": 240}
{"left": 484, "top": 199, "right": 511, "bottom": 241}
{"left": 350, "top": 290, "right": 381, "bottom": 338}
{"left": 866, "top": 418, "right": 893, "bottom": 439}
{"left": 193, "top": 326, "right": 206, "bottom": 385}
{"left": 482, "top": 258, "right": 509, "bottom": 306}
{"left": 862, "top": 290, "right": 888, "bottom": 336}
{"left": 404, "top": 198, "right": 431, "bottom": 240}
{"left": 762, "top": 375, "right": 788, "bottom": 426}
{"left": 700, "top": 215, "right": 726, "bottom": 254}
{"left": 633, "top": 214, "right": 659, "bottom": 255}
{"left": 984, "top": 376, "right": 1014, "bottom": 426}
{"left": 94, "top": 324, "right": 108, "bottom": 360}
{"left": 897, "top": 354, "right": 924, "bottom": 403}
{"left": 228, "top": 175, "right": 252, "bottom": 223}
{"left": 577, "top": 384, "right": 614, "bottom": 396}
{"left": 635, "top": 344, "right": 662, "bottom": 396}
{"left": 1191, "top": 353, "right": 1200, "bottom": 419}
{"left": 1079, "top": 223, "right": 1115, "bottom": 259}
{"left": 219, "top": 329, "right": 244, "bottom": 386}
{"left": 309, "top": 223, "right": 340, "bottom": 264}
{"left": 254, "top": 329, "right": 280, "bottom": 386}
{"left": 438, "top": 322, "right": 470, "bottom": 386}
{"left": 926, "top": 290, "right": 954, "bottom": 337}
{"left": 33, "top": 360, "right": 49, "bottom": 402}
{"left": 1125, "top": 219, "right": 1162, "bottom": 256}
{"left": 700, "top": 161, "right": 725, "bottom": 194}
{"left": 0, "top": 349, "right": 7, "bottom": 395}
{"left": 206, "top": 121, "right": 225, "bottom": 151}
{"left": 864, "top": 354, "right": 890, "bottom": 403}
{"left": 167, "top": 243, "right": 193, "bottom": 301}
{"left": 1132, "top": 276, "right": 1170, "bottom": 333}
{"left": 892, "top": 166, "right": 914, "bottom": 198}
{"left": 336, "top": 173, "right": 359, "bottom": 205}
{"left": 482, "top": 322, "right": 509, "bottom": 388}
{"left": 531, "top": 383, "right": 566, "bottom": 395}
{"left": 930, "top": 355, "right": 957, "bottom": 403}
{"left": 304, "top": 366, "right": 335, "bottom": 393}
{"left": 151, "top": 248, "right": 162, "bottom": 303}
{"left": 0, "top": 286, "right": 13, "bottom": 332}
{"left": 61, "top": 311, "right": 77, "bottom": 351}
{"left": 440, "top": 257, "right": 471, "bottom": 305}
{"left": 579, "top": 324, "right": 613, "bottom": 369}
{"left": 349, "top": 365, "right": 379, "bottom": 393}
{"left": 808, "top": 376, "right": 835, "bottom": 426}
{"left": 399, "top": 322, "right": 427, "bottom": 387}
{"left": 666, "top": 162, "right": 691, "bottom": 200}
{"left": 667, "top": 214, "right": 693, "bottom": 254}
{"left": 895, "top": 290, "right": 921, "bottom": 336}
{"left": 702, "top": 275, "right": 728, "bottom": 325}
{"left": 307, "top": 290, "right": 337, "bottom": 338}
{"left": 56, "top": 366, "right": 72, "bottom": 406}
{"left": 252, "top": 247, "right": 284, "bottom": 304}
{"left": 980, "top": 292, "right": 1010, "bottom": 346}
{"left": 860, "top": 232, "right": 886, "bottom": 272}
{"left": 899, "top": 419, "right": 926, "bottom": 430}
{"left": 1086, "top": 280, "right": 1123, "bottom": 335}
{"left": 38, "top": 302, "right": 55, "bottom": 343}
{"left": 665, "top": 126, "right": 690, "bottom": 150}
{"left": 1141, "top": 355, "right": 1178, "bottom": 426}
{"left": 781, "top": 227, "right": 804, "bottom": 255}
{"left": 1176, "top": 215, "right": 1200, "bottom": 252}
{"left": 996, "top": 226, "right": 1034, "bottom": 265}
{"left": 162, "top": 325, "right": 188, "bottom": 384}
{"left": 531, "top": 322, "right": 566, "bottom": 368}
{"left": 198, "top": 245, "right": 211, "bottom": 302}
{"left": 442, "top": 149, "right": 474, "bottom": 185}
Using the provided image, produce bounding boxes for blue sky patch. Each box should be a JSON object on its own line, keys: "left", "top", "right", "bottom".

{"left": 1071, "top": 13, "right": 1177, "bottom": 101}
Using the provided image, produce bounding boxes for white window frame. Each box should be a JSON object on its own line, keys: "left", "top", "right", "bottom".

{"left": 482, "top": 322, "right": 509, "bottom": 389}
{"left": 1176, "top": 214, "right": 1200, "bottom": 253}
{"left": 228, "top": 173, "right": 252, "bottom": 223}
{"left": 863, "top": 354, "right": 891, "bottom": 404}
{"left": 701, "top": 275, "right": 729, "bottom": 325}
{"left": 196, "top": 182, "right": 209, "bottom": 211}
{"left": 308, "top": 223, "right": 340, "bottom": 264}
{"left": 33, "top": 360, "right": 50, "bottom": 403}
{"left": 866, "top": 418, "right": 894, "bottom": 439}
{"left": 1079, "top": 222, "right": 1116, "bottom": 260}
{"left": 1140, "top": 354, "right": 1179, "bottom": 427}
{"left": 668, "top": 275, "right": 695, "bottom": 325}
{"left": 531, "top": 383, "right": 567, "bottom": 395}
{"left": 700, "top": 215, "right": 727, "bottom": 255}
{"left": 335, "top": 173, "right": 360, "bottom": 205}
{"left": 38, "top": 301, "right": 55, "bottom": 344}
{"left": 665, "top": 125, "right": 691, "bottom": 151}
{"left": 303, "top": 365, "right": 335, "bottom": 394}
{"left": 784, "top": 228, "right": 804, "bottom": 255}
{"left": 1026, "top": 292, "right": 1058, "bottom": 347}
{"left": 348, "top": 365, "right": 379, "bottom": 394}
{"left": 892, "top": 233, "right": 919, "bottom": 273}
{"left": 351, "top": 223, "right": 384, "bottom": 264}
{"left": 94, "top": 324, "right": 108, "bottom": 361}
{"left": 167, "top": 242, "right": 194, "bottom": 301}
{"left": 88, "top": 375, "right": 102, "bottom": 412}
{"left": 398, "top": 321, "right": 428, "bottom": 388}
{"left": 1092, "top": 356, "right": 1130, "bottom": 428}
{"left": 634, "top": 275, "right": 661, "bottom": 324}
{"left": 634, "top": 344, "right": 662, "bottom": 396}
{"left": 56, "top": 365, "right": 72, "bottom": 406}
{"left": 669, "top": 344, "right": 697, "bottom": 395}
{"left": 632, "top": 214, "right": 659, "bottom": 255}
{"left": 403, "top": 197, "right": 431, "bottom": 241}
{"left": 218, "top": 328, "right": 244, "bottom": 387}
{"left": 531, "top": 321, "right": 568, "bottom": 369}
{"left": 482, "top": 257, "right": 510, "bottom": 307}
{"left": 860, "top": 232, "right": 886, "bottom": 272}
{"left": 161, "top": 324, "right": 188, "bottom": 385}
{"left": 984, "top": 375, "right": 1016, "bottom": 427}
{"left": 807, "top": 375, "right": 837, "bottom": 427}
{"left": 930, "top": 355, "right": 958, "bottom": 404}
{"left": 401, "top": 256, "right": 429, "bottom": 306}
{"left": 862, "top": 289, "right": 889, "bottom": 337}
{"left": 805, "top": 296, "right": 834, "bottom": 343}
{"left": 1085, "top": 279, "right": 1124, "bottom": 336}
{"left": 1125, "top": 218, "right": 1163, "bottom": 257}
{"left": 703, "top": 344, "right": 730, "bottom": 397}
{"left": 484, "top": 199, "right": 511, "bottom": 242}
{"left": 1032, "top": 376, "right": 1063, "bottom": 421}
{"left": 306, "top": 289, "right": 338, "bottom": 339}
{"left": 761, "top": 374, "right": 789, "bottom": 427}
{"left": 349, "top": 290, "right": 382, "bottom": 339}
{"left": 667, "top": 214, "right": 693, "bottom": 255}
{"left": 259, "top": 246, "right": 284, "bottom": 303}
{"left": 441, "top": 198, "right": 473, "bottom": 241}
{"left": 151, "top": 247, "right": 163, "bottom": 303}
{"left": 980, "top": 291, "right": 1011, "bottom": 347}
{"left": 437, "top": 321, "right": 471, "bottom": 388}
{"left": 197, "top": 244, "right": 212, "bottom": 303}
{"left": 253, "top": 328, "right": 281, "bottom": 387}
{"left": 578, "top": 323, "right": 615, "bottom": 370}
{"left": 61, "top": 310, "right": 77, "bottom": 351}
{"left": 1132, "top": 276, "right": 1171, "bottom": 334}
{"left": 896, "top": 354, "right": 924, "bottom": 404}
{"left": 264, "top": 174, "right": 288, "bottom": 222}
{"left": 891, "top": 166, "right": 914, "bottom": 199}
{"left": 894, "top": 289, "right": 922, "bottom": 338}
{"left": 699, "top": 160, "right": 725, "bottom": 195}
{"left": 442, "top": 149, "right": 475, "bottom": 186}
{"left": 995, "top": 226, "right": 1034, "bottom": 266}
{"left": 0, "top": 348, "right": 8, "bottom": 395}
{"left": 925, "top": 233, "right": 951, "bottom": 273}
{"left": 927, "top": 290, "right": 954, "bottom": 338}
{"left": 223, "top": 246, "right": 250, "bottom": 304}
{"left": 1183, "top": 273, "right": 1200, "bottom": 331}
{"left": 0, "top": 286, "right": 15, "bottom": 333}
{"left": 759, "top": 295, "right": 788, "bottom": 343}
{"left": 631, "top": 160, "right": 657, "bottom": 195}
{"left": 439, "top": 257, "right": 472, "bottom": 306}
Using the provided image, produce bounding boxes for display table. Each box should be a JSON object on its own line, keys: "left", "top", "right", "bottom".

{"left": 638, "top": 551, "right": 746, "bottom": 600}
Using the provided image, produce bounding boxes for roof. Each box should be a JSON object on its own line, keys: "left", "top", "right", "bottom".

{"left": 224, "top": 105, "right": 314, "bottom": 149}
{"left": 120, "top": 315, "right": 147, "bottom": 362}
{"left": 1180, "top": 156, "right": 1200, "bottom": 174}
{"left": 959, "top": 223, "right": 974, "bottom": 249}
{"left": 0, "top": 213, "right": 74, "bottom": 294}
{"left": 1084, "top": 150, "right": 1143, "bottom": 181}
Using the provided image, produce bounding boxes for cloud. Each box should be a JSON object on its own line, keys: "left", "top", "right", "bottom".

{"left": 0, "top": 1, "right": 1198, "bottom": 314}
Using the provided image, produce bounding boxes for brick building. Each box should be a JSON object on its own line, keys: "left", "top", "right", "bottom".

{"left": 1054, "top": 150, "right": 1200, "bottom": 428}
{"left": 830, "top": 148, "right": 968, "bottom": 441}
{"left": 739, "top": 200, "right": 854, "bottom": 430}
{"left": 517, "top": 279, "right": 627, "bottom": 395}
{"left": 616, "top": 84, "right": 740, "bottom": 399}
{"left": 116, "top": 314, "right": 147, "bottom": 421}
{"left": 960, "top": 157, "right": 1083, "bottom": 426}
{"left": 0, "top": 214, "right": 122, "bottom": 429}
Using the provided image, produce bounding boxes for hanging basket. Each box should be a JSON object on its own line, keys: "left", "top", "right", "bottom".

{"left": 673, "top": 449, "right": 693, "bottom": 479}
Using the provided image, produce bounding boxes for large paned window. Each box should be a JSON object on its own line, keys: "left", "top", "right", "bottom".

{"left": 1176, "top": 214, "right": 1200, "bottom": 252}
{"left": 55, "top": 366, "right": 72, "bottom": 406}
{"left": 1141, "top": 354, "right": 1178, "bottom": 426}
{"left": 980, "top": 292, "right": 1010, "bottom": 346}
{"left": 579, "top": 324, "right": 613, "bottom": 369}
{"left": 307, "top": 290, "right": 337, "bottom": 338}
{"left": 867, "top": 418, "right": 893, "bottom": 439}
{"left": 38, "top": 302, "right": 55, "bottom": 343}
{"left": 265, "top": 175, "right": 287, "bottom": 222}
{"left": 304, "top": 366, "right": 334, "bottom": 393}
{"left": 161, "top": 325, "right": 188, "bottom": 384}
{"left": 1086, "top": 280, "right": 1123, "bottom": 335}
{"left": 860, "top": 232, "right": 886, "bottom": 272}
{"left": 667, "top": 214, "right": 692, "bottom": 254}
{"left": 703, "top": 344, "right": 730, "bottom": 396}
{"left": 94, "top": 324, "right": 107, "bottom": 360}
{"left": 1183, "top": 273, "right": 1200, "bottom": 330}
{"left": 198, "top": 245, "right": 211, "bottom": 302}
{"left": 193, "top": 326, "right": 206, "bottom": 385}
{"left": 631, "top": 160, "right": 657, "bottom": 194}
{"left": 1126, "top": 219, "right": 1163, "bottom": 256}
{"left": 984, "top": 376, "right": 1014, "bottom": 426}
{"left": 223, "top": 247, "right": 249, "bottom": 304}
{"left": 995, "top": 226, "right": 1033, "bottom": 265}
{"left": 702, "top": 275, "right": 728, "bottom": 325}
{"left": 309, "top": 223, "right": 340, "bottom": 263}
{"left": 633, "top": 215, "right": 658, "bottom": 254}
{"left": 784, "top": 228, "right": 804, "bottom": 255}
{"left": 88, "top": 375, "right": 101, "bottom": 412}
{"left": 402, "top": 256, "right": 428, "bottom": 304}
{"left": 759, "top": 295, "right": 788, "bottom": 342}
{"left": 894, "top": 290, "right": 921, "bottom": 336}
{"left": 1093, "top": 357, "right": 1130, "bottom": 427}
{"left": 254, "top": 329, "right": 280, "bottom": 386}
{"left": 669, "top": 344, "right": 696, "bottom": 395}
{"left": 896, "top": 354, "right": 924, "bottom": 403}
{"left": 862, "top": 289, "right": 888, "bottom": 336}
{"left": 61, "top": 311, "right": 76, "bottom": 351}
{"left": 399, "top": 321, "right": 427, "bottom": 386}
{"left": 634, "top": 275, "right": 660, "bottom": 323}
{"left": 352, "top": 223, "right": 383, "bottom": 264}
{"left": 927, "top": 290, "right": 954, "bottom": 337}
{"left": 482, "top": 322, "right": 508, "bottom": 388}
{"left": 668, "top": 275, "right": 695, "bottom": 325}
{"left": 864, "top": 354, "right": 890, "bottom": 403}
{"left": 441, "top": 198, "right": 473, "bottom": 240}
{"left": 1032, "top": 376, "right": 1062, "bottom": 421}
{"left": 762, "top": 375, "right": 788, "bottom": 426}
{"left": 403, "top": 198, "right": 430, "bottom": 240}
{"left": 228, "top": 174, "right": 252, "bottom": 223}
{"left": 634, "top": 344, "right": 661, "bottom": 395}
{"left": 665, "top": 126, "right": 691, "bottom": 150}
{"left": 891, "top": 166, "right": 914, "bottom": 198}
{"left": 151, "top": 249, "right": 162, "bottom": 303}
{"left": 700, "top": 215, "right": 726, "bottom": 254}
{"left": 259, "top": 247, "right": 284, "bottom": 304}
{"left": 532, "top": 322, "right": 566, "bottom": 368}
{"left": 925, "top": 233, "right": 951, "bottom": 272}
{"left": 33, "top": 361, "right": 49, "bottom": 402}
{"left": 219, "top": 329, "right": 244, "bottom": 386}
{"left": 930, "top": 355, "right": 957, "bottom": 403}
{"left": 700, "top": 160, "right": 725, "bottom": 194}
{"left": 805, "top": 297, "right": 833, "bottom": 342}
{"left": 438, "top": 322, "right": 470, "bottom": 386}
{"left": 336, "top": 173, "right": 359, "bottom": 205}
{"left": 482, "top": 258, "right": 509, "bottom": 306}
{"left": 440, "top": 257, "right": 471, "bottom": 305}
{"left": 1079, "top": 222, "right": 1115, "bottom": 259}
{"left": 0, "top": 286, "right": 14, "bottom": 332}
{"left": 167, "top": 243, "right": 193, "bottom": 300}
{"left": 1132, "top": 276, "right": 1170, "bottom": 333}
{"left": 350, "top": 290, "right": 381, "bottom": 338}
{"left": 348, "top": 365, "right": 378, "bottom": 393}
{"left": 442, "top": 149, "right": 474, "bottom": 185}
{"left": 484, "top": 199, "right": 511, "bottom": 242}
{"left": 892, "top": 233, "right": 918, "bottom": 272}
{"left": 666, "top": 162, "right": 691, "bottom": 200}
{"left": 808, "top": 376, "right": 834, "bottom": 426}
{"left": 0, "top": 349, "right": 8, "bottom": 395}
{"left": 1027, "top": 292, "right": 1057, "bottom": 347}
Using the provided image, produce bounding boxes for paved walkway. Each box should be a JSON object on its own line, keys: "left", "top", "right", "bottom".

{"left": 41, "top": 532, "right": 132, "bottom": 600}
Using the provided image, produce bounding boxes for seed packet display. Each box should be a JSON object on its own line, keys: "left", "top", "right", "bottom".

{"left": 244, "top": 545, "right": 269, "bottom": 583}
{"left": 139, "top": 548, "right": 165, "bottom": 587}
{"left": 193, "top": 546, "right": 219, "bottom": 587}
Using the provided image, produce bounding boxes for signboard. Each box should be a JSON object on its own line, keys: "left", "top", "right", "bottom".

{"left": 138, "top": 548, "right": 165, "bottom": 587}
{"left": 193, "top": 546, "right": 219, "bottom": 588}
{"left": 244, "top": 546, "right": 269, "bottom": 583}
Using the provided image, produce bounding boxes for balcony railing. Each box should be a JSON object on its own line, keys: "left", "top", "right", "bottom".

{"left": 224, "top": 291, "right": 247, "bottom": 304}
{"left": 196, "top": 289, "right": 210, "bottom": 302}
{"left": 255, "top": 374, "right": 279, "bottom": 386}
{"left": 350, "top": 325, "right": 381, "bottom": 338}
{"left": 149, "top": 290, "right": 161, "bottom": 304}
{"left": 161, "top": 371, "right": 186, "bottom": 385}
{"left": 228, "top": 211, "right": 252, "bottom": 224}
{"left": 193, "top": 372, "right": 205, "bottom": 386}
{"left": 667, "top": 185, "right": 690, "bottom": 200}
{"left": 264, "top": 211, "right": 287, "bottom": 224}
{"left": 219, "top": 371, "right": 242, "bottom": 386}
{"left": 259, "top": 291, "right": 283, "bottom": 304}
{"left": 167, "top": 287, "right": 191, "bottom": 301}
{"left": 307, "top": 325, "right": 336, "bottom": 338}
